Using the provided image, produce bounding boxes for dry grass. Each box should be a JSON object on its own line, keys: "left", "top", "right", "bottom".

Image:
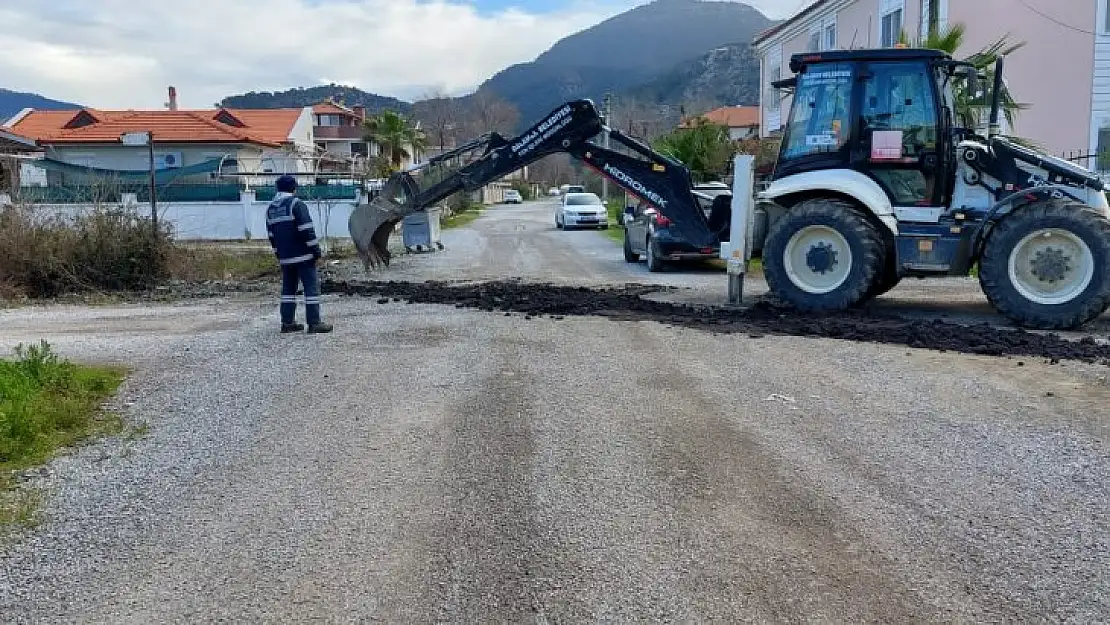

{"left": 0, "top": 203, "right": 173, "bottom": 298}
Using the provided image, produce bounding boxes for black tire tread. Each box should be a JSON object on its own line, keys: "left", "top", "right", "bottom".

{"left": 978, "top": 201, "right": 1110, "bottom": 329}
{"left": 763, "top": 198, "right": 886, "bottom": 312}
{"left": 623, "top": 230, "right": 639, "bottom": 262}
{"left": 646, "top": 236, "right": 665, "bottom": 272}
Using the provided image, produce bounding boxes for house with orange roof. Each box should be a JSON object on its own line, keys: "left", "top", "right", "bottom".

{"left": 679, "top": 105, "right": 761, "bottom": 141}
{"left": 312, "top": 100, "right": 373, "bottom": 167}
{"left": 311, "top": 98, "right": 427, "bottom": 173}
{"left": 2, "top": 101, "right": 315, "bottom": 187}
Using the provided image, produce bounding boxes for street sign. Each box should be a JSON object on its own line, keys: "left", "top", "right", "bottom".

{"left": 120, "top": 131, "right": 150, "bottom": 146}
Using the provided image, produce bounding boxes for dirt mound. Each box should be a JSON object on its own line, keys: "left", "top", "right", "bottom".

{"left": 321, "top": 278, "right": 1110, "bottom": 365}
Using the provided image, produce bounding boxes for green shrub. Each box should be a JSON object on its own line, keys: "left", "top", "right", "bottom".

{"left": 0, "top": 340, "right": 124, "bottom": 470}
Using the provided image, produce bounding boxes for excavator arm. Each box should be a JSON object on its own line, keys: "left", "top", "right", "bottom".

{"left": 349, "top": 98, "right": 716, "bottom": 268}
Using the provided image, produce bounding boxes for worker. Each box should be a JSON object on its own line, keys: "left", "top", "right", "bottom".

{"left": 266, "top": 174, "right": 333, "bottom": 334}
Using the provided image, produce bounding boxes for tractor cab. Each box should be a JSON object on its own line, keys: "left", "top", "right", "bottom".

{"left": 770, "top": 48, "right": 972, "bottom": 212}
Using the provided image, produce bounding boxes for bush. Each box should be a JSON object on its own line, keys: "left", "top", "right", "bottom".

{"left": 0, "top": 340, "right": 124, "bottom": 470}
{"left": 510, "top": 180, "right": 534, "bottom": 201}
{"left": 0, "top": 203, "right": 174, "bottom": 298}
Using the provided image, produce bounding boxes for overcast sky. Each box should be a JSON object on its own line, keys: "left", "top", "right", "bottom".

{"left": 0, "top": 0, "right": 814, "bottom": 109}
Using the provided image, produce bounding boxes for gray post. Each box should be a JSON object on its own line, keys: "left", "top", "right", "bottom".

{"left": 602, "top": 92, "right": 611, "bottom": 202}
{"left": 725, "top": 154, "right": 755, "bottom": 306}
{"left": 148, "top": 131, "right": 158, "bottom": 237}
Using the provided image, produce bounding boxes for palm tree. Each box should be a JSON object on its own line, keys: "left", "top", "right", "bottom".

{"left": 652, "top": 118, "right": 735, "bottom": 183}
{"left": 362, "top": 110, "right": 428, "bottom": 172}
{"left": 898, "top": 22, "right": 1029, "bottom": 136}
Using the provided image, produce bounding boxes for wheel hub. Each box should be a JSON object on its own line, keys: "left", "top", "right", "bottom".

{"left": 1029, "top": 247, "right": 1070, "bottom": 283}
{"left": 783, "top": 225, "right": 853, "bottom": 295}
{"left": 806, "top": 242, "right": 838, "bottom": 274}
{"left": 1007, "top": 227, "right": 1095, "bottom": 306}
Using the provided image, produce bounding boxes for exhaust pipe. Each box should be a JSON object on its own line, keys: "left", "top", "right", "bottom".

{"left": 988, "top": 55, "right": 1005, "bottom": 138}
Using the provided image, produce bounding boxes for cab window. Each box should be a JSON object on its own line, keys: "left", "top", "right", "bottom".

{"left": 780, "top": 62, "right": 853, "bottom": 162}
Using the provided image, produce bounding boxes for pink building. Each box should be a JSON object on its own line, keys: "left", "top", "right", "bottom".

{"left": 754, "top": 0, "right": 1110, "bottom": 168}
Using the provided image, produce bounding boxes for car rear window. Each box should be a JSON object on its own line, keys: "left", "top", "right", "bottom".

{"left": 566, "top": 194, "right": 601, "bottom": 205}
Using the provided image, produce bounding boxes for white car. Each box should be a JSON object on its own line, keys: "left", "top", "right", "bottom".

{"left": 503, "top": 189, "right": 522, "bottom": 204}
{"left": 556, "top": 192, "right": 608, "bottom": 230}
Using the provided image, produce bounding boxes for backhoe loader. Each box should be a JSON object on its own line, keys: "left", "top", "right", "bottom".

{"left": 350, "top": 47, "right": 1110, "bottom": 330}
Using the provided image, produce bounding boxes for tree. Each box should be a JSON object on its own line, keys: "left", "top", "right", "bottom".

{"left": 412, "top": 88, "right": 461, "bottom": 152}
{"left": 362, "top": 109, "right": 428, "bottom": 172}
{"left": 652, "top": 117, "right": 735, "bottom": 183}
{"left": 461, "top": 89, "right": 519, "bottom": 136}
{"left": 899, "top": 22, "right": 1029, "bottom": 135}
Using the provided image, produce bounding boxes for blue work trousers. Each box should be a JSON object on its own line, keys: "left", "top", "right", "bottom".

{"left": 280, "top": 261, "right": 321, "bottom": 325}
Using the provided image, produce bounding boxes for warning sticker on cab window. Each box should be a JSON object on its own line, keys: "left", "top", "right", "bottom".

{"left": 806, "top": 134, "right": 838, "bottom": 146}
{"left": 871, "top": 130, "right": 903, "bottom": 160}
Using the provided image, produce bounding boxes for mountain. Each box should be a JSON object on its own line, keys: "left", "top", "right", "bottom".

{"left": 627, "top": 42, "right": 761, "bottom": 108}
{"left": 0, "top": 88, "right": 81, "bottom": 122}
{"left": 217, "top": 84, "right": 411, "bottom": 114}
{"left": 475, "top": 0, "right": 776, "bottom": 126}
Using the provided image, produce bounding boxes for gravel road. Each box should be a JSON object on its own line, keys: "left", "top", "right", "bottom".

{"left": 1, "top": 199, "right": 1108, "bottom": 623}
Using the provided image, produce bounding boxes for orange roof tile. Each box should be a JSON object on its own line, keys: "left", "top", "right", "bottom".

{"left": 682, "top": 106, "right": 761, "bottom": 129}
{"left": 312, "top": 101, "right": 355, "bottom": 116}
{"left": 7, "top": 107, "right": 303, "bottom": 147}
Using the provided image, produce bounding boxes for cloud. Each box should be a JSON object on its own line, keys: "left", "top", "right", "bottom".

{"left": 0, "top": 0, "right": 629, "bottom": 108}
{"left": 0, "top": 0, "right": 811, "bottom": 109}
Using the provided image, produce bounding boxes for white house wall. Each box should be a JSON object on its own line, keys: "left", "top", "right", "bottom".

{"left": 1092, "top": 0, "right": 1110, "bottom": 159}
{"left": 287, "top": 107, "right": 316, "bottom": 149}
{"left": 43, "top": 144, "right": 240, "bottom": 171}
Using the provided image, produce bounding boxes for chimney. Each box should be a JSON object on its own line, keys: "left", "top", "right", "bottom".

{"left": 167, "top": 86, "right": 178, "bottom": 111}
{"left": 353, "top": 104, "right": 366, "bottom": 120}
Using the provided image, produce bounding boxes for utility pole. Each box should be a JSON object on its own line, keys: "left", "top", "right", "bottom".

{"left": 148, "top": 131, "right": 157, "bottom": 238}
{"left": 602, "top": 92, "right": 612, "bottom": 202}
{"left": 120, "top": 130, "right": 157, "bottom": 238}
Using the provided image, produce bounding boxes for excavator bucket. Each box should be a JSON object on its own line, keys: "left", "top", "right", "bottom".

{"left": 349, "top": 172, "right": 420, "bottom": 269}
{"left": 349, "top": 137, "right": 497, "bottom": 270}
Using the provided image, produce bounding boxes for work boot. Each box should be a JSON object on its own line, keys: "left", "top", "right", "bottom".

{"left": 281, "top": 322, "right": 305, "bottom": 333}
{"left": 307, "top": 322, "right": 333, "bottom": 334}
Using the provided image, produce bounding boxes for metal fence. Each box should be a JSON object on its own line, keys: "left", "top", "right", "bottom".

{"left": 13, "top": 181, "right": 360, "bottom": 205}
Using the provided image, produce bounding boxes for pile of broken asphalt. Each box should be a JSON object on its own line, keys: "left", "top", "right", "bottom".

{"left": 321, "top": 278, "right": 1110, "bottom": 366}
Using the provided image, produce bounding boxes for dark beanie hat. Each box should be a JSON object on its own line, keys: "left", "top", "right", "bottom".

{"left": 276, "top": 175, "right": 298, "bottom": 193}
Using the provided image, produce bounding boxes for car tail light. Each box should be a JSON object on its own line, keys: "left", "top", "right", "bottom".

{"left": 655, "top": 214, "right": 673, "bottom": 227}
{"left": 701, "top": 247, "right": 713, "bottom": 254}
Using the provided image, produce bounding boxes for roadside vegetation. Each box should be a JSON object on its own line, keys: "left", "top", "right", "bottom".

{"left": 0, "top": 203, "right": 366, "bottom": 302}
{"left": 0, "top": 340, "right": 125, "bottom": 530}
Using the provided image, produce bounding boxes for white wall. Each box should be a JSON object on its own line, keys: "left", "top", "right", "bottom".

{"left": 24, "top": 191, "right": 364, "bottom": 240}
{"left": 41, "top": 144, "right": 242, "bottom": 171}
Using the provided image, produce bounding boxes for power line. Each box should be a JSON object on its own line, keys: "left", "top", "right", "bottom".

{"left": 1016, "top": 0, "right": 1097, "bottom": 36}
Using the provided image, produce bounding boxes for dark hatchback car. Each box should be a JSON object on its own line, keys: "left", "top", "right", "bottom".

{"left": 621, "top": 182, "right": 731, "bottom": 271}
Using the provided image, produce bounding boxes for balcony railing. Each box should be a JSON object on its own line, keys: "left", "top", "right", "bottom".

{"left": 313, "top": 126, "right": 365, "bottom": 140}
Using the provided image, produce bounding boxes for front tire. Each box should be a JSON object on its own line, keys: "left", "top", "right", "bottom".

{"left": 762, "top": 198, "right": 885, "bottom": 311}
{"left": 623, "top": 229, "right": 639, "bottom": 262}
{"left": 978, "top": 201, "right": 1110, "bottom": 329}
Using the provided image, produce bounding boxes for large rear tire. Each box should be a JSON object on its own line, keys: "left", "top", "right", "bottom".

{"left": 763, "top": 198, "right": 885, "bottom": 312}
{"left": 978, "top": 201, "right": 1110, "bottom": 329}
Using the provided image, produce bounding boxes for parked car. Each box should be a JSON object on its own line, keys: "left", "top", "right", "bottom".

{"left": 622, "top": 181, "right": 731, "bottom": 271}
{"left": 548, "top": 187, "right": 561, "bottom": 196}
{"left": 555, "top": 192, "right": 608, "bottom": 229}
{"left": 503, "top": 189, "right": 523, "bottom": 204}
